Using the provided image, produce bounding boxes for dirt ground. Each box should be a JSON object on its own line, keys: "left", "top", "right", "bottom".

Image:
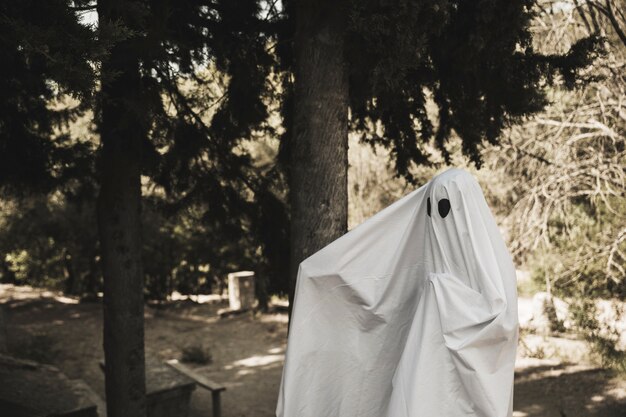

{"left": 2, "top": 284, "right": 625, "bottom": 417}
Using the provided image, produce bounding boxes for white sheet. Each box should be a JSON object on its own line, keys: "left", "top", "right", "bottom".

{"left": 277, "top": 168, "right": 518, "bottom": 417}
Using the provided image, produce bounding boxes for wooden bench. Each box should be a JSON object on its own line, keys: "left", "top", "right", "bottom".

{"left": 166, "top": 359, "right": 226, "bottom": 417}
{"left": 99, "top": 359, "right": 225, "bottom": 417}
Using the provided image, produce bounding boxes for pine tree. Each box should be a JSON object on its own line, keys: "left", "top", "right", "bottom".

{"left": 1, "top": 2, "right": 605, "bottom": 408}
{"left": 2, "top": 1, "right": 277, "bottom": 414}
{"left": 96, "top": 1, "right": 148, "bottom": 414}
{"left": 92, "top": 1, "right": 274, "bottom": 414}
{"left": 0, "top": 0, "right": 97, "bottom": 191}
{"left": 288, "top": 0, "right": 350, "bottom": 314}
{"left": 277, "top": 0, "right": 602, "bottom": 312}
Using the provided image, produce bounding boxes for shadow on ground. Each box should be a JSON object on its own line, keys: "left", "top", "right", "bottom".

{"left": 513, "top": 364, "right": 626, "bottom": 417}
{"left": 1, "top": 286, "right": 625, "bottom": 417}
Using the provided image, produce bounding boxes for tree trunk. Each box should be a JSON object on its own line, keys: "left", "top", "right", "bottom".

{"left": 289, "top": 0, "right": 349, "bottom": 318}
{"left": 97, "top": 1, "right": 147, "bottom": 416}
{"left": 0, "top": 305, "right": 8, "bottom": 353}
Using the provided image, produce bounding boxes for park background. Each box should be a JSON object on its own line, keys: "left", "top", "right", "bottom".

{"left": 0, "top": 0, "right": 625, "bottom": 416}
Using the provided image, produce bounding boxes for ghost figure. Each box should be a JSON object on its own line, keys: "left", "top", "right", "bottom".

{"left": 276, "top": 168, "right": 518, "bottom": 417}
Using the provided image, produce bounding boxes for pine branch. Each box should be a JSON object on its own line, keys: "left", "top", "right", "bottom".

{"left": 69, "top": 5, "right": 97, "bottom": 12}
{"left": 153, "top": 65, "right": 260, "bottom": 194}
{"left": 587, "top": 0, "right": 626, "bottom": 46}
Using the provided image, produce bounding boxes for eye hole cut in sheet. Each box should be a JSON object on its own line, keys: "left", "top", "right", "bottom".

{"left": 277, "top": 168, "right": 519, "bottom": 417}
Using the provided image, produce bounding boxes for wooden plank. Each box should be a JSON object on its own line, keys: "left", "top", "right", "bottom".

{"left": 211, "top": 391, "right": 222, "bottom": 417}
{"left": 100, "top": 357, "right": 195, "bottom": 391}
{"left": 165, "top": 360, "right": 226, "bottom": 392}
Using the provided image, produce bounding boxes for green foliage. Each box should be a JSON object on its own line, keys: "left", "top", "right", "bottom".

{"left": 94, "top": 0, "right": 288, "bottom": 297}
{"left": 0, "top": 0, "right": 610, "bottom": 303}
{"left": 342, "top": 0, "right": 603, "bottom": 180}
{"left": 0, "top": 195, "right": 100, "bottom": 295}
{"left": 0, "top": 190, "right": 266, "bottom": 300}
{"left": 570, "top": 299, "right": 626, "bottom": 372}
{"left": 482, "top": 1, "right": 626, "bottom": 367}
{"left": 0, "top": 1, "right": 97, "bottom": 191}
{"left": 1, "top": 0, "right": 291, "bottom": 297}
{"left": 528, "top": 196, "right": 626, "bottom": 299}
{"left": 483, "top": 0, "right": 626, "bottom": 303}
{"left": 346, "top": 0, "right": 625, "bottom": 368}
{"left": 141, "top": 195, "right": 261, "bottom": 300}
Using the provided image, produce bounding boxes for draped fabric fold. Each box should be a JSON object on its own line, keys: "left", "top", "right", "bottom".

{"left": 277, "top": 168, "right": 518, "bottom": 417}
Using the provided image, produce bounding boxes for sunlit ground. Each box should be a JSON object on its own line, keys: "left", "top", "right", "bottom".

{"left": 1, "top": 284, "right": 625, "bottom": 417}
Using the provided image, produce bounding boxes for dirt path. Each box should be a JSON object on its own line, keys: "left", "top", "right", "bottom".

{"left": 1, "top": 284, "right": 625, "bottom": 417}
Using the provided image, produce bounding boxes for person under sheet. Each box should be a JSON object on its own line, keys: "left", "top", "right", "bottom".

{"left": 276, "top": 168, "right": 519, "bottom": 417}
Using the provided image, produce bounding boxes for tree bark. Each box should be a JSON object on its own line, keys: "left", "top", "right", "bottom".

{"left": 97, "top": 1, "right": 147, "bottom": 416}
{"left": 289, "top": 0, "right": 349, "bottom": 318}
{"left": 0, "top": 305, "right": 8, "bottom": 353}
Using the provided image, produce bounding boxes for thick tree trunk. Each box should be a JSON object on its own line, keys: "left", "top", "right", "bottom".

{"left": 97, "top": 1, "right": 147, "bottom": 416}
{"left": 289, "top": 0, "right": 349, "bottom": 318}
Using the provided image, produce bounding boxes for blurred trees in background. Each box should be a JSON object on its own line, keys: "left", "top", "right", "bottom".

{"left": 0, "top": 0, "right": 100, "bottom": 292}
{"left": 0, "top": 0, "right": 622, "bottom": 367}
{"left": 285, "top": 0, "right": 602, "bottom": 315}
{"left": 347, "top": 0, "right": 625, "bottom": 301}
{"left": 0, "top": 1, "right": 98, "bottom": 192}
{"left": 0, "top": 195, "right": 99, "bottom": 296}
{"left": 1, "top": 0, "right": 617, "bottom": 302}
{"left": 346, "top": 0, "right": 625, "bottom": 368}
{"left": 0, "top": 0, "right": 288, "bottom": 305}
{"left": 491, "top": 0, "right": 626, "bottom": 369}
{"left": 492, "top": 0, "right": 626, "bottom": 299}
{"left": 2, "top": 1, "right": 284, "bottom": 413}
